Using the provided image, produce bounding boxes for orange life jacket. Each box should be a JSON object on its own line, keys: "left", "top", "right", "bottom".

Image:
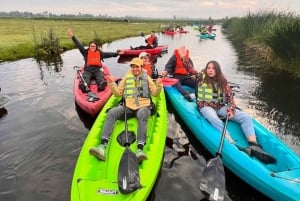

{"left": 147, "top": 36, "right": 156, "bottom": 46}
{"left": 142, "top": 64, "right": 152, "bottom": 76}
{"left": 86, "top": 50, "right": 101, "bottom": 67}
{"left": 174, "top": 49, "right": 189, "bottom": 75}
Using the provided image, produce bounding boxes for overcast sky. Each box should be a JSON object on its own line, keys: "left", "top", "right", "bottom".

{"left": 1, "top": 0, "right": 300, "bottom": 19}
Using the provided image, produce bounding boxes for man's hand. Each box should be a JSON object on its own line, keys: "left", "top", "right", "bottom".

{"left": 161, "top": 70, "right": 168, "bottom": 78}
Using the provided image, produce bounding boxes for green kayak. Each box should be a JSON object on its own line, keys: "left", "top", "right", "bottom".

{"left": 71, "top": 88, "right": 167, "bottom": 201}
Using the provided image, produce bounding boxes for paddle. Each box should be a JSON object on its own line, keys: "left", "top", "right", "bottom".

{"left": 73, "top": 66, "right": 99, "bottom": 102}
{"left": 199, "top": 115, "right": 229, "bottom": 201}
{"left": 118, "top": 98, "right": 141, "bottom": 194}
{"left": 140, "top": 32, "right": 145, "bottom": 38}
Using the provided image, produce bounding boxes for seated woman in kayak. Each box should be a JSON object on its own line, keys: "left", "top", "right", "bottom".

{"left": 131, "top": 31, "right": 158, "bottom": 50}
{"left": 195, "top": 60, "right": 276, "bottom": 164}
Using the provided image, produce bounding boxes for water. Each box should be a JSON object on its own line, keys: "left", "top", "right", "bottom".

{"left": 0, "top": 25, "right": 299, "bottom": 201}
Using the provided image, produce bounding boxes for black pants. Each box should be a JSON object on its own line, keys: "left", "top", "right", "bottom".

{"left": 82, "top": 66, "right": 105, "bottom": 86}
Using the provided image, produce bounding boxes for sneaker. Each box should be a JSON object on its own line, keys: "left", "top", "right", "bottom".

{"left": 98, "top": 81, "right": 107, "bottom": 92}
{"left": 184, "top": 93, "right": 193, "bottom": 102}
{"left": 89, "top": 144, "right": 106, "bottom": 161}
{"left": 136, "top": 149, "right": 147, "bottom": 164}
{"left": 249, "top": 143, "right": 276, "bottom": 164}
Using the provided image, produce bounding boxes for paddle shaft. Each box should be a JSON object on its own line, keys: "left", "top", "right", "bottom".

{"left": 77, "top": 70, "right": 89, "bottom": 89}
{"left": 123, "top": 98, "right": 129, "bottom": 145}
{"left": 217, "top": 115, "right": 229, "bottom": 155}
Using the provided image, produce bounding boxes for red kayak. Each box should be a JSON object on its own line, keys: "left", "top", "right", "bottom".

{"left": 73, "top": 64, "right": 112, "bottom": 117}
{"left": 162, "top": 30, "right": 189, "bottom": 35}
{"left": 118, "top": 44, "right": 168, "bottom": 56}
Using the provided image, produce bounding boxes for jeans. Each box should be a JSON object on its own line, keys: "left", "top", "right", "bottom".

{"left": 101, "top": 105, "right": 151, "bottom": 145}
{"left": 199, "top": 106, "right": 255, "bottom": 138}
{"left": 174, "top": 77, "right": 198, "bottom": 96}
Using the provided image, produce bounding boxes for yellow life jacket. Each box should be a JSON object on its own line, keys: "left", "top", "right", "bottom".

{"left": 197, "top": 82, "right": 225, "bottom": 104}
{"left": 124, "top": 71, "right": 150, "bottom": 100}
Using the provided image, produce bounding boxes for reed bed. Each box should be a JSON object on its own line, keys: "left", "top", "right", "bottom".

{"left": 223, "top": 10, "right": 300, "bottom": 77}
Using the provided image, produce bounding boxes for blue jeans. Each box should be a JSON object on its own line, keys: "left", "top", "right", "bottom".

{"left": 199, "top": 106, "right": 255, "bottom": 138}
{"left": 101, "top": 105, "right": 151, "bottom": 146}
{"left": 174, "top": 77, "right": 198, "bottom": 96}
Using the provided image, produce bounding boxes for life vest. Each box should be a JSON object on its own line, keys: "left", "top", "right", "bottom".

{"left": 86, "top": 50, "right": 101, "bottom": 67}
{"left": 142, "top": 64, "right": 152, "bottom": 76}
{"left": 124, "top": 71, "right": 150, "bottom": 105}
{"left": 174, "top": 49, "right": 189, "bottom": 75}
{"left": 197, "top": 82, "right": 225, "bottom": 104}
{"left": 147, "top": 36, "right": 156, "bottom": 46}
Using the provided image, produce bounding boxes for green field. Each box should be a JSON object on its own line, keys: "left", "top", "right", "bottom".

{"left": 0, "top": 18, "right": 171, "bottom": 61}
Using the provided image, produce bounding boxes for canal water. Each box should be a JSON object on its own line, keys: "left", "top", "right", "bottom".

{"left": 0, "top": 25, "right": 299, "bottom": 201}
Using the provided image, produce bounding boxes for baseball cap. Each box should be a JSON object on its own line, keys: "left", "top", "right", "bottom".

{"left": 139, "top": 52, "right": 150, "bottom": 58}
{"left": 130, "top": 57, "right": 143, "bottom": 67}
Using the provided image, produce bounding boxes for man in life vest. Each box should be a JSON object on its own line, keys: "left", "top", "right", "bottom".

{"left": 161, "top": 46, "right": 198, "bottom": 101}
{"left": 67, "top": 28, "right": 122, "bottom": 93}
{"left": 89, "top": 57, "right": 163, "bottom": 164}
{"left": 131, "top": 31, "right": 158, "bottom": 50}
{"left": 139, "top": 52, "right": 158, "bottom": 79}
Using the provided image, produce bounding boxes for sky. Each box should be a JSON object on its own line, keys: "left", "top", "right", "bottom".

{"left": 1, "top": 0, "right": 300, "bottom": 19}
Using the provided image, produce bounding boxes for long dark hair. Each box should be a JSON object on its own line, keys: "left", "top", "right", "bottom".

{"left": 88, "top": 41, "right": 100, "bottom": 51}
{"left": 202, "top": 60, "right": 228, "bottom": 90}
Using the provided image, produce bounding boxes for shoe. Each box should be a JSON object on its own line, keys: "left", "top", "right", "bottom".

{"left": 249, "top": 143, "right": 276, "bottom": 164}
{"left": 136, "top": 149, "right": 147, "bottom": 164}
{"left": 184, "top": 93, "right": 193, "bottom": 102}
{"left": 89, "top": 144, "right": 106, "bottom": 161}
{"left": 98, "top": 81, "right": 107, "bottom": 92}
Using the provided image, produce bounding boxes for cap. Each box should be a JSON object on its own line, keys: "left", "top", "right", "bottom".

{"left": 130, "top": 57, "right": 143, "bottom": 67}
{"left": 139, "top": 52, "right": 150, "bottom": 58}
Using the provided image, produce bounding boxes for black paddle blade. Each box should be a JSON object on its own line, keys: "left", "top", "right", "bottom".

{"left": 200, "top": 156, "right": 225, "bottom": 201}
{"left": 118, "top": 147, "right": 141, "bottom": 194}
{"left": 140, "top": 32, "right": 145, "bottom": 37}
{"left": 117, "top": 131, "right": 136, "bottom": 147}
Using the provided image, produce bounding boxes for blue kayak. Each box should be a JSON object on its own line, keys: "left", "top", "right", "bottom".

{"left": 197, "top": 33, "right": 216, "bottom": 39}
{"left": 163, "top": 79, "right": 300, "bottom": 201}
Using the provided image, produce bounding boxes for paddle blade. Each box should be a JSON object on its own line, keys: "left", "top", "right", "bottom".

{"left": 118, "top": 147, "right": 141, "bottom": 194}
{"left": 140, "top": 32, "right": 145, "bottom": 37}
{"left": 199, "top": 156, "right": 225, "bottom": 201}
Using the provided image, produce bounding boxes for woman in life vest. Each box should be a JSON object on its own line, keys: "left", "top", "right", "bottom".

{"left": 67, "top": 28, "right": 121, "bottom": 92}
{"left": 139, "top": 52, "right": 158, "bottom": 79}
{"left": 196, "top": 60, "right": 275, "bottom": 163}
{"left": 131, "top": 31, "right": 158, "bottom": 50}
{"left": 89, "top": 57, "right": 163, "bottom": 164}
{"left": 161, "top": 46, "right": 198, "bottom": 101}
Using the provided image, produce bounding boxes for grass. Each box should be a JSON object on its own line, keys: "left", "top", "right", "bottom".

{"left": 0, "top": 18, "right": 172, "bottom": 61}
{"left": 222, "top": 10, "right": 300, "bottom": 77}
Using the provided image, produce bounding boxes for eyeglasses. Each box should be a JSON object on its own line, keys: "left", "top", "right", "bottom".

{"left": 90, "top": 45, "right": 96, "bottom": 48}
